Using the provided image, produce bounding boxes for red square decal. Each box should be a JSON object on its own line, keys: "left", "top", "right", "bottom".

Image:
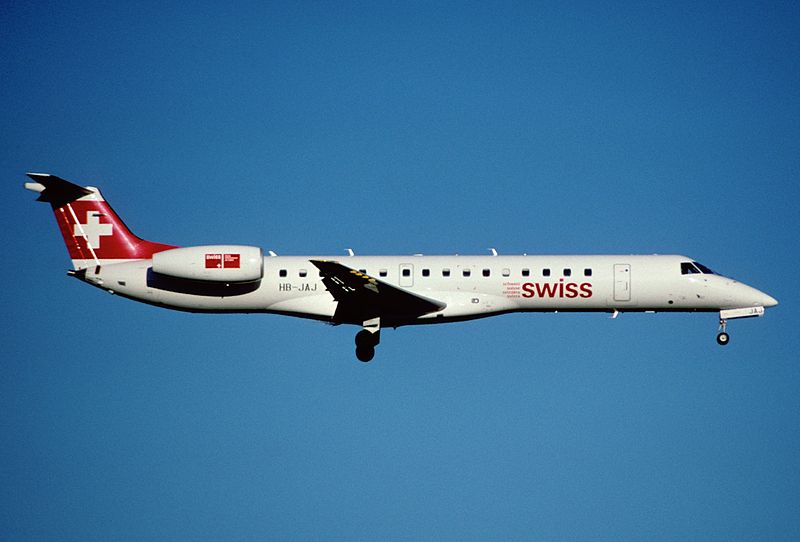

{"left": 205, "top": 253, "right": 222, "bottom": 268}
{"left": 224, "top": 253, "right": 240, "bottom": 268}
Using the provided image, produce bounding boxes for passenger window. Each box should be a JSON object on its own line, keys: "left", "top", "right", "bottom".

{"left": 543, "top": 268, "right": 551, "bottom": 277}
{"left": 379, "top": 269, "right": 387, "bottom": 277}
{"left": 522, "top": 268, "right": 530, "bottom": 277}
{"left": 422, "top": 269, "right": 430, "bottom": 277}
{"left": 443, "top": 269, "right": 451, "bottom": 277}
{"left": 279, "top": 269, "right": 287, "bottom": 277}
{"left": 502, "top": 268, "right": 510, "bottom": 277}
{"left": 563, "top": 268, "right": 571, "bottom": 277}
{"left": 584, "top": 268, "right": 592, "bottom": 277}
{"left": 299, "top": 269, "right": 307, "bottom": 278}
{"left": 463, "top": 269, "right": 471, "bottom": 277}
{"left": 402, "top": 268, "right": 411, "bottom": 277}
{"left": 359, "top": 269, "right": 367, "bottom": 274}
{"left": 482, "top": 269, "right": 491, "bottom": 277}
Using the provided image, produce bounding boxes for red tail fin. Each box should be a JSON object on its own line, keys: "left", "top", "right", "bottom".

{"left": 26, "top": 173, "right": 176, "bottom": 269}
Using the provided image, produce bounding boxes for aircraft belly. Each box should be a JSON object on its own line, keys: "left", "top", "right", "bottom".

{"left": 432, "top": 293, "right": 516, "bottom": 319}
{"left": 521, "top": 297, "right": 607, "bottom": 310}
{"left": 266, "top": 295, "right": 337, "bottom": 319}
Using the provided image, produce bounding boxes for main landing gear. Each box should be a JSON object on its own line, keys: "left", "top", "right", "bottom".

{"left": 355, "top": 317, "right": 381, "bottom": 362}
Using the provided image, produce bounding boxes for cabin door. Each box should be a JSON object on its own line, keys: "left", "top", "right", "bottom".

{"left": 614, "top": 264, "right": 631, "bottom": 302}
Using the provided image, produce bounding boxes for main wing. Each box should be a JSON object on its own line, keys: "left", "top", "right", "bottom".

{"left": 310, "top": 260, "right": 446, "bottom": 324}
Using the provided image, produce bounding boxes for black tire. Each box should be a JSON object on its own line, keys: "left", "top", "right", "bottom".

{"left": 355, "top": 330, "right": 377, "bottom": 348}
{"left": 716, "top": 332, "right": 730, "bottom": 346}
{"left": 356, "top": 346, "right": 375, "bottom": 362}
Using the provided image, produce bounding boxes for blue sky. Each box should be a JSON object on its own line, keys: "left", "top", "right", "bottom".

{"left": 2, "top": 2, "right": 799, "bottom": 540}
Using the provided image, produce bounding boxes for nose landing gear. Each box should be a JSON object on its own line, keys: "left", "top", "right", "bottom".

{"left": 716, "top": 318, "right": 730, "bottom": 346}
{"left": 716, "top": 306, "right": 767, "bottom": 346}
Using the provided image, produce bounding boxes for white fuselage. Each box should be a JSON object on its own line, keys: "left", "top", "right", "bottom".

{"left": 81, "top": 254, "right": 776, "bottom": 326}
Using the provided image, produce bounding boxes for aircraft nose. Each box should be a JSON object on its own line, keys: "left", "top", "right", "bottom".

{"left": 730, "top": 282, "right": 778, "bottom": 308}
{"left": 760, "top": 292, "right": 779, "bottom": 308}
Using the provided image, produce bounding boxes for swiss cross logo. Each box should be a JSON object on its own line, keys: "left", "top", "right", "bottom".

{"left": 206, "top": 253, "right": 240, "bottom": 269}
{"left": 74, "top": 211, "right": 113, "bottom": 249}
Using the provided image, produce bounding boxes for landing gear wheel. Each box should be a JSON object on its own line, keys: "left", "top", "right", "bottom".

{"left": 716, "top": 332, "right": 730, "bottom": 346}
{"left": 355, "top": 324, "right": 380, "bottom": 362}
{"left": 355, "top": 329, "right": 377, "bottom": 348}
{"left": 356, "top": 346, "right": 375, "bottom": 362}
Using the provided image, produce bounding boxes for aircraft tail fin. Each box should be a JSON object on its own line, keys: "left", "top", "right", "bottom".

{"left": 25, "top": 173, "right": 176, "bottom": 270}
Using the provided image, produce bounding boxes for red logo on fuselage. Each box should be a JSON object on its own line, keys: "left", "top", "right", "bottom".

{"left": 521, "top": 280, "right": 592, "bottom": 298}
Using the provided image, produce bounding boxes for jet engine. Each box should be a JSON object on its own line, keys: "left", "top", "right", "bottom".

{"left": 152, "top": 245, "right": 263, "bottom": 282}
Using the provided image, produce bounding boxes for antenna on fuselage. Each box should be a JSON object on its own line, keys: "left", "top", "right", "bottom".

{"left": 346, "top": 248, "right": 354, "bottom": 256}
{"left": 489, "top": 248, "right": 498, "bottom": 256}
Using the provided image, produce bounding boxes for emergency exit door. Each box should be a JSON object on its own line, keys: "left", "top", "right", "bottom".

{"left": 399, "top": 264, "right": 414, "bottom": 287}
{"left": 614, "top": 264, "right": 631, "bottom": 302}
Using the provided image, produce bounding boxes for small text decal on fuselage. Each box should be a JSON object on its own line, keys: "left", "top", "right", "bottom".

{"left": 279, "top": 283, "right": 318, "bottom": 292}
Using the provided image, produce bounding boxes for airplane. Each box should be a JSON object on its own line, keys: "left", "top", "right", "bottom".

{"left": 24, "top": 173, "right": 778, "bottom": 362}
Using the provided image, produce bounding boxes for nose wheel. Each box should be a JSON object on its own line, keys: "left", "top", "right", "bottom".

{"left": 716, "top": 318, "right": 730, "bottom": 346}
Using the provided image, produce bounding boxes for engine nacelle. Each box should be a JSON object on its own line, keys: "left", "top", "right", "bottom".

{"left": 152, "top": 245, "right": 263, "bottom": 282}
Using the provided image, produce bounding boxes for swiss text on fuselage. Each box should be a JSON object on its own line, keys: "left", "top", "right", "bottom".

{"left": 521, "top": 281, "right": 592, "bottom": 298}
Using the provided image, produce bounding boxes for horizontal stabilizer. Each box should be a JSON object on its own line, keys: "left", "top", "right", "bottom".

{"left": 25, "top": 173, "right": 93, "bottom": 208}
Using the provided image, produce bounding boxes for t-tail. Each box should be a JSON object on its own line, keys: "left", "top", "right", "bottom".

{"left": 25, "top": 173, "right": 176, "bottom": 270}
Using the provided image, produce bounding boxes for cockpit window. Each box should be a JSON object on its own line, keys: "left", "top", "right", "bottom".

{"left": 681, "top": 262, "right": 701, "bottom": 275}
{"left": 693, "top": 261, "right": 716, "bottom": 275}
{"left": 681, "top": 261, "right": 717, "bottom": 275}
